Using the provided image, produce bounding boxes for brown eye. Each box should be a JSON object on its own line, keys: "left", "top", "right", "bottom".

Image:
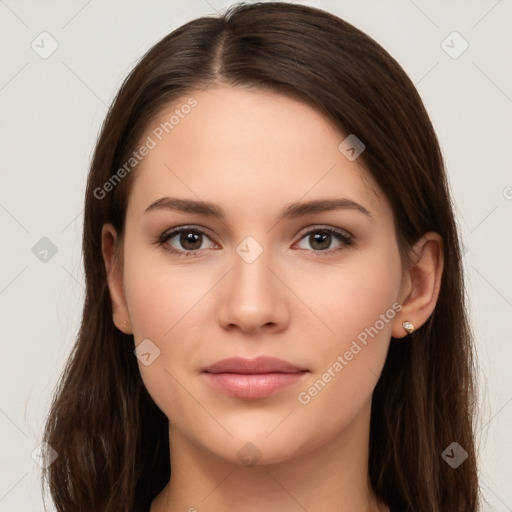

{"left": 178, "top": 231, "right": 203, "bottom": 251}
{"left": 158, "top": 227, "right": 216, "bottom": 256}
{"left": 308, "top": 232, "right": 332, "bottom": 250}
{"left": 296, "top": 226, "right": 353, "bottom": 254}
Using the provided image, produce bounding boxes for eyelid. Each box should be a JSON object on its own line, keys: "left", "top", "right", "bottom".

{"left": 294, "top": 223, "right": 353, "bottom": 240}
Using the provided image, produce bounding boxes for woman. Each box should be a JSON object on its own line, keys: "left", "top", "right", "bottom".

{"left": 42, "top": 2, "right": 479, "bottom": 511}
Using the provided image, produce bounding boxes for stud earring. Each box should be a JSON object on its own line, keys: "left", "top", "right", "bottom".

{"left": 402, "top": 321, "right": 414, "bottom": 334}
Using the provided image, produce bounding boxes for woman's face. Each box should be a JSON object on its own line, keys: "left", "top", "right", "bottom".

{"left": 115, "top": 84, "right": 407, "bottom": 464}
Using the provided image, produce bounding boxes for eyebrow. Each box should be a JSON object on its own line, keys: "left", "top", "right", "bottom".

{"left": 145, "top": 197, "right": 373, "bottom": 222}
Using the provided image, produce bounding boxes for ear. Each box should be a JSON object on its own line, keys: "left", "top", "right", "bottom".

{"left": 392, "top": 232, "right": 444, "bottom": 339}
{"left": 101, "top": 223, "right": 133, "bottom": 335}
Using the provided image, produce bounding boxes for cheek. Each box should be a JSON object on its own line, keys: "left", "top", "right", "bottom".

{"left": 121, "top": 240, "right": 202, "bottom": 407}
{"left": 122, "top": 234, "right": 208, "bottom": 341}
{"left": 296, "top": 238, "right": 402, "bottom": 344}
{"left": 294, "top": 243, "right": 402, "bottom": 422}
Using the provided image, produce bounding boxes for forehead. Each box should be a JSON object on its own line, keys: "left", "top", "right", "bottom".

{"left": 127, "top": 84, "right": 386, "bottom": 220}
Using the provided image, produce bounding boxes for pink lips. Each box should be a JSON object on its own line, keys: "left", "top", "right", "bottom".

{"left": 202, "top": 356, "right": 309, "bottom": 399}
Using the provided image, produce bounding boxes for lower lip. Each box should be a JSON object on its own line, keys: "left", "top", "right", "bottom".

{"left": 203, "top": 371, "right": 309, "bottom": 399}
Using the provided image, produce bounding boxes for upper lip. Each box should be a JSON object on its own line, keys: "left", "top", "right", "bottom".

{"left": 202, "top": 356, "right": 308, "bottom": 374}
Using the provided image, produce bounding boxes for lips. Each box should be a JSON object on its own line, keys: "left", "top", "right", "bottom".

{"left": 202, "top": 356, "right": 307, "bottom": 374}
{"left": 202, "top": 356, "right": 309, "bottom": 399}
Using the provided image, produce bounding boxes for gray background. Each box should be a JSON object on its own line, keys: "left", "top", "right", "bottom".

{"left": 1, "top": 0, "right": 511, "bottom": 510}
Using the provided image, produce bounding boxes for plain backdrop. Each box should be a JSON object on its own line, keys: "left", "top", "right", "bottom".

{"left": 0, "top": 0, "right": 511, "bottom": 510}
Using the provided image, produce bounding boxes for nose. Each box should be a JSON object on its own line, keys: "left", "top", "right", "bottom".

{"left": 216, "top": 245, "right": 289, "bottom": 335}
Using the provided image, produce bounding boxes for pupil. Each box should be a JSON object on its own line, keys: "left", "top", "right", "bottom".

{"left": 181, "top": 232, "right": 201, "bottom": 250}
{"left": 311, "top": 232, "right": 330, "bottom": 250}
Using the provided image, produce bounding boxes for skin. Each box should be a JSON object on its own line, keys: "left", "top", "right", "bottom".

{"left": 101, "top": 84, "right": 444, "bottom": 512}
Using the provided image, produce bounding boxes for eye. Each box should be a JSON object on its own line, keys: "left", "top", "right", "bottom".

{"left": 156, "top": 225, "right": 354, "bottom": 258}
{"left": 157, "top": 226, "right": 216, "bottom": 257}
{"left": 295, "top": 226, "right": 354, "bottom": 254}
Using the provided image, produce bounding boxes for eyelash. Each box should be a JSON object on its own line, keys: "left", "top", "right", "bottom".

{"left": 155, "top": 225, "right": 354, "bottom": 258}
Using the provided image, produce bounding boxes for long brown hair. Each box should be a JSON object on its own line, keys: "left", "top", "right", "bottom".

{"left": 42, "top": 2, "right": 479, "bottom": 511}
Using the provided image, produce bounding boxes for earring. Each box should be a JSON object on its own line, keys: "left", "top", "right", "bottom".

{"left": 123, "top": 320, "right": 129, "bottom": 325}
{"left": 402, "top": 321, "right": 414, "bottom": 334}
